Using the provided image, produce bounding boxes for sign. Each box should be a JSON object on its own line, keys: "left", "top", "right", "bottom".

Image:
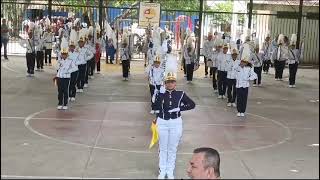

{"left": 138, "top": 2, "right": 161, "bottom": 28}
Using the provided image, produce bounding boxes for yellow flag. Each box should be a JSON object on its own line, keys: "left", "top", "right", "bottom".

{"left": 149, "top": 120, "right": 159, "bottom": 149}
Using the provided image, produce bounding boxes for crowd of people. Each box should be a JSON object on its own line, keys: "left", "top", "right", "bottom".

{"left": 1, "top": 14, "right": 303, "bottom": 179}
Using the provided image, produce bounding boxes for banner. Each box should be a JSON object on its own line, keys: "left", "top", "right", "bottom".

{"left": 138, "top": 2, "right": 161, "bottom": 28}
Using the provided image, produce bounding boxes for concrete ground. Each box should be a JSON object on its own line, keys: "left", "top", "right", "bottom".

{"left": 1, "top": 55, "right": 319, "bottom": 179}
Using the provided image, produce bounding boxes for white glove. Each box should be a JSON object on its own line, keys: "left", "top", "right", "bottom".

{"left": 159, "top": 86, "right": 166, "bottom": 94}
{"left": 151, "top": 93, "right": 156, "bottom": 103}
{"left": 168, "top": 107, "right": 180, "bottom": 113}
{"left": 153, "top": 88, "right": 158, "bottom": 95}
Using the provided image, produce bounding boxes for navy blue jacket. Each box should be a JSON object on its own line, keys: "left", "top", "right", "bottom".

{"left": 154, "top": 90, "right": 195, "bottom": 120}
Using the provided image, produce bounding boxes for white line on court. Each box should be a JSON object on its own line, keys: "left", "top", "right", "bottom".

{"left": 20, "top": 102, "right": 294, "bottom": 155}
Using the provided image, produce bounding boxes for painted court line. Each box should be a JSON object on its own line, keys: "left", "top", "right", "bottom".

{"left": 1, "top": 175, "right": 121, "bottom": 179}
{"left": 21, "top": 103, "right": 293, "bottom": 155}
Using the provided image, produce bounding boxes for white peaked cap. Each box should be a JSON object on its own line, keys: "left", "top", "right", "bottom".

{"left": 290, "top": 34, "right": 297, "bottom": 45}
{"left": 277, "top": 34, "right": 285, "bottom": 44}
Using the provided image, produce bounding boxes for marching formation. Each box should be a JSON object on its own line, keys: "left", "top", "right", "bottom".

{"left": 19, "top": 17, "right": 104, "bottom": 110}
{"left": 202, "top": 29, "right": 302, "bottom": 117}
{"left": 15, "top": 15, "right": 303, "bottom": 179}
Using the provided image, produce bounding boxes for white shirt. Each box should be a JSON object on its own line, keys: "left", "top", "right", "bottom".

{"left": 277, "top": 45, "right": 290, "bottom": 61}
{"left": 149, "top": 66, "right": 164, "bottom": 85}
{"left": 56, "top": 58, "right": 78, "bottom": 78}
{"left": 78, "top": 46, "right": 94, "bottom": 65}
{"left": 216, "top": 52, "right": 230, "bottom": 71}
{"left": 288, "top": 48, "right": 299, "bottom": 64}
{"left": 203, "top": 40, "right": 215, "bottom": 58}
{"left": 68, "top": 51, "right": 81, "bottom": 72}
{"left": 120, "top": 47, "right": 129, "bottom": 61}
{"left": 226, "top": 59, "right": 240, "bottom": 79}
{"left": 250, "top": 52, "right": 264, "bottom": 67}
{"left": 235, "top": 65, "right": 257, "bottom": 88}
{"left": 20, "top": 38, "right": 35, "bottom": 53}
{"left": 208, "top": 50, "right": 219, "bottom": 67}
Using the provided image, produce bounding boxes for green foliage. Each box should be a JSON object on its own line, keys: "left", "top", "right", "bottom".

{"left": 210, "top": 1, "right": 233, "bottom": 23}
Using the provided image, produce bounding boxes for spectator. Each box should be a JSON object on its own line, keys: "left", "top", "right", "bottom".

{"left": 187, "top": 147, "right": 221, "bottom": 179}
{"left": 1, "top": 18, "right": 10, "bottom": 60}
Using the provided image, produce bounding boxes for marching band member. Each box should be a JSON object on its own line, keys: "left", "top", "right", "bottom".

{"left": 262, "top": 32, "right": 272, "bottom": 74}
{"left": 55, "top": 41, "right": 78, "bottom": 110}
{"left": 43, "top": 25, "right": 54, "bottom": 66}
{"left": 153, "top": 54, "right": 195, "bottom": 179}
{"left": 94, "top": 24, "right": 104, "bottom": 74}
{"left": 239, "top": 29, "right": 254, "bottom": 60}
{"left": 211, "top": 35, "right": 223, "bottom": 93}
{"left": 68, "top": 30, "right": 81, "bottom": 101}
{"left": 272, "top": 34, "right": 289, "bottom": 81}
{"left": 34, "top": 24, "right": 45, "bottom": 72}
{"left": 19, "top": 22, "right": 36, "bottom": 77}
{"left": 216, "top": 43, "right": 229, "bottom": 99}
{"left": 250, "top": 39, "right": 264, "bottom": 87}
{"left": 234, "top": 45, "right": 257, "bottom": 117}
{"left": 288, "top": 34, "right": 299, "bottom": 88}
{"left": 120, "top": 39, "right": 130, "bottom": 81}
{"left": 85, "top": 26, "right": 96, "bottom": 83}
{"left": 149, "top": 56, "right": 164, "bottom": 114}
{"left": 184, "top": 33, "right": 196, "bottom": 83}
{"left": 76, "top": 29, "right": 93, "bottom": 92}
{"left": 226, "top": 47, "right": 240, "bottom": 107}
{"left": 203, "top": 32, "right": 215, "bottom": 78}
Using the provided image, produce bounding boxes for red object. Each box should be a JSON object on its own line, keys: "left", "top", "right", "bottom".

{"left": 175, "top": 15, "right": 193, "bottom": 49}
{"left": 95, "top": 43, "right": 101, "bottom": 63}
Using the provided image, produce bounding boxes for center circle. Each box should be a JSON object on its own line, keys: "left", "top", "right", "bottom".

{"left": 25, "top": 102, "right": 291, "bottom": 154}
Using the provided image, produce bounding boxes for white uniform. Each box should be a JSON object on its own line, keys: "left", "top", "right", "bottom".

{"left": 203, "top": 39, "right": 215, "bottom": 59}
{"left": 149, "top": 66, "right": 164, "bottom": 86}
{"left": 216, "top": 52, "right": 229, "bottom": 71}
{"left": 56, "top": 58, "right": 78, "bottom": 78}
{"left": 226, "top": 59, "right": 240, "bottom": 79}
{"left": 235, "top": 65, "right": 257, "bottom": 88}
{"left": 20, "top": 38, "right": 35, "bottom": 53}
{"left": 78, "top": 46, "right": 94, "bottom": 65}
{"left": 250, "top": 52, "right": 264, "bottom": 67}
{"left": 68, "top": 51, "right": 81, "bottom": 72}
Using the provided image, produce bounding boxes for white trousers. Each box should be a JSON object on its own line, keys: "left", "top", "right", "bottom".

{"left": 157, "top": 117, "right": 183, "bottom": 175}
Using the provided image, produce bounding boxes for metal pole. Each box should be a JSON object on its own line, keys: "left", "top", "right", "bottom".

{"left": 99, "top": 0, "right": 103, "bottom": 30}
{"left": 197, "top": 0, "right": 203, "bottom": 59}
{"left": 48, "top": 0, "right": 52, "bottom": 20}
{"left": 248, "top": 0, "right": 253, "bottom": 28}
{"left": 296, "top": 0, "right": 303, "bottom": 49}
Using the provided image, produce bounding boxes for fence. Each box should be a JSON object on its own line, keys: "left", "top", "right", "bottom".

{"left": 1, "top": 1, "right": 319, "bottom": 64}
